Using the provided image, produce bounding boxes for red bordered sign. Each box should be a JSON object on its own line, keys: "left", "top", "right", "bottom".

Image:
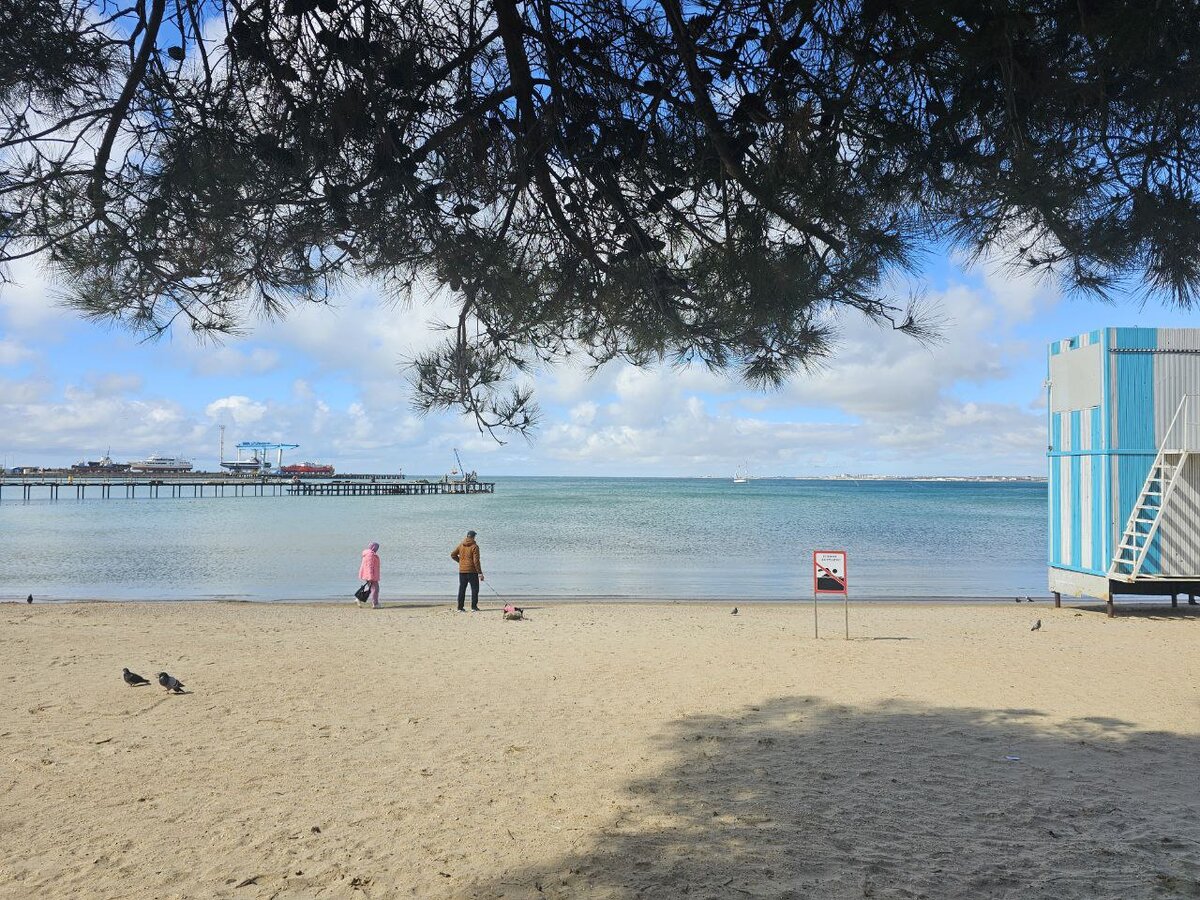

{"left": 813, "top": 550, "right": 848, "bottom": 595}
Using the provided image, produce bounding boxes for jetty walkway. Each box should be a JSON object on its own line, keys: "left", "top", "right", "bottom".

{"left": 0, "top": 474, "right": 494, "bottom": 502}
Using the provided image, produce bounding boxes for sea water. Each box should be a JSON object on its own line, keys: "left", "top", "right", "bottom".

{"left": 0, "top": 477, "right": 1047, "bottom": 601}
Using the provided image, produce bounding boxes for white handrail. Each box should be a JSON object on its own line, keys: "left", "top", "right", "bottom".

{"left": 1160, "top": 394, "right": 1200, "bottom": 452}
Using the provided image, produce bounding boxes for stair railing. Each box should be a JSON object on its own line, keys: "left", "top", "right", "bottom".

{"left": 1110, "top": 394, "right": 1200, "bottom": 579}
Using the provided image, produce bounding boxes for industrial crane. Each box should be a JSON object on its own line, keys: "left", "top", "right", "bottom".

{"left": 449, "top": 448, "right": 477, "bottom": 483}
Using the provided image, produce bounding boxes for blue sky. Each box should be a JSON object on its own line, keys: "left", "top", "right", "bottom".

{"left": 0, "top": 247, "right": 1191, "bottom": 477}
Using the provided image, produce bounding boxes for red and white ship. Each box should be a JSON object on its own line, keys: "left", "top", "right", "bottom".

{"left": 279, "top": 462, "right": 335, "bottom": 476}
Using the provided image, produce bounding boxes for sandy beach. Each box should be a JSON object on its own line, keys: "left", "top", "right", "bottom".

{"left": 1, "top": 600, "right": 1198, "bottom": 899}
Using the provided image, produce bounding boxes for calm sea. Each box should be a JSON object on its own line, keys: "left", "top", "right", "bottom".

{"left": 0, "top": 477, "right": 1047, "bottom": 602}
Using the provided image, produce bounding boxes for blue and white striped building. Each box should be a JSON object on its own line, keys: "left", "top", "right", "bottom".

{"left": 1048, "top": 328, "right": 1200, "bottom": 608}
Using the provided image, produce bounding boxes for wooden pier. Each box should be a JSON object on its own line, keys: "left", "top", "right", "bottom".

{"left": 0, "top": 475, "right": 494, "bottom": 502}
{"left": 287, "top": 480, "right": 494, "bottom": 497}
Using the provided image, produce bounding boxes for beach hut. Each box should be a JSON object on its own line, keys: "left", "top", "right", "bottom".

{"left": 1048, "top": 328, "right": 1200, "bottom": 615}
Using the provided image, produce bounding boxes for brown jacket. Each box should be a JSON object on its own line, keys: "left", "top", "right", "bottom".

{"left": 451, "top": 537, "right": 482, "bottom": 574}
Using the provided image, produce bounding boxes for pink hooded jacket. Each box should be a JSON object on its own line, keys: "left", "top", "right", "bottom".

{"left": 358, "top": 544, "right": 381, "bottom": 581}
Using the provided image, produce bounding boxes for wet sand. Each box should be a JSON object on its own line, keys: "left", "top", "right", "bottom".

{"left": 1, "top": 600, "right": 1197, "bottom": 898}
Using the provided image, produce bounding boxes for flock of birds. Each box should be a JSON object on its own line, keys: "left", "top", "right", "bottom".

{"left": 122, "top": 668, "right": 187, "bottom": 693}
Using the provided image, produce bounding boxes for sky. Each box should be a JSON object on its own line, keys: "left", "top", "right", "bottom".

{"left": 0, "top": 247, "right": 1193, "bottom": 477}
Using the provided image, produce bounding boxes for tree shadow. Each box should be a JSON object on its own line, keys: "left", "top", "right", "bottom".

{"left": 469, "top": 697, "right": 1200, "bottom": 899}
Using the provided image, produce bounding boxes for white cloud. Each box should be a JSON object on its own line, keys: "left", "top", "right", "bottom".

{"left": 0, "top": 337, "right": 36, "bottom": 367}
{"left": 0, "top": 251, "right": 1057, "bottom": 475}
{"left": 0, "top": 256, "right": 72, "bottom": 332}
{"left": 205, "top": 395, "right": 268, "bottom": 425}
{"left": 569, "top": 401, "right": 597, "bottom": 425}
{"left": 187, "top": 345, "right": 281, "bottom": 376}
{"left": 524, "top": 273, "right": 1050, "bottom": 475}
{"left": 0, "top": 374, "right": 54, "bottom": 404}
{"left": 968, "top": 248, "right": 1060, "bottom": 323}
{"left": 0, "top": 390, "right": 207, "bottom": 460}
{"left": 86, "top": 372, "right": 143, "bottom": 396}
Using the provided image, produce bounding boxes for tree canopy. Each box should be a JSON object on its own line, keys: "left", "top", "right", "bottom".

{"left": 4, "top": 0, "right": 1200, "bottom": 435}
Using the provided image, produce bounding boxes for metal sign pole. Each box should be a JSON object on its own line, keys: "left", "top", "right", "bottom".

{"left": 812, "top": 550, "right": 848, "bottom": 641}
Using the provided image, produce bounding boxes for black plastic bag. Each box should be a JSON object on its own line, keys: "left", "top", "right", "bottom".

{"left": 354, "top": 582, "right": 371, "bottom": 603}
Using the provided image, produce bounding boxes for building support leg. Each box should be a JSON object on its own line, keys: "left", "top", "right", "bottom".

{"left": 1053, "top": 591, "right": 1061, "bottom": 609}
{"left": 1106, "top": 597, "right": 1115, "bottom": 618}
{"left": 1189, "top": 593, "right": 1197, "bottom": 606}
{"left": 1171, "top": 593, "right": 1179, "bottom": 609}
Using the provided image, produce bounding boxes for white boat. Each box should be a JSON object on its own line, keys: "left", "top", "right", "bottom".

{"left": 733, "top": 465, "right": 750, "bottom": 484}
{"left": 128, "top": 455, "right": 193, "bottom": 473}
{"left": 220, "top": 454, "right": 269, "bottom": 474}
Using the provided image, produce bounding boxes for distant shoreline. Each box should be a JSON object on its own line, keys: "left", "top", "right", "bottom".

{"left": 1, "top": 472, "right": 1047, "bottom": 482}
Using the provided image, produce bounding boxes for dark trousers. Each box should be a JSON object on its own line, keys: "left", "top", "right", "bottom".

{"left": 457, "top": 573, "right": 480, "bottom": 609}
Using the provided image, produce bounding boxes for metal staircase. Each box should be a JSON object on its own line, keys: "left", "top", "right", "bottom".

{"left": 1109, "top": 395, "right": 1198, "bottom": 581}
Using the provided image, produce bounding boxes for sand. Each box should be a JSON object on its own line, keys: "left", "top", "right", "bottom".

{"left": 1, "top": 600, "right": 1198, "bottom": 899}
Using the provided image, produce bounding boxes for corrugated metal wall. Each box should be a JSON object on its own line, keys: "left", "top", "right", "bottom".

{"left": 1144, "top": 329, "right": 1200, "bottom": 575}
{"left": 1110, "top": 328, "right": 1160, "bottom": 573}
{"left": 1158, "top": 454, "right": 1200, "bottom": 573}
{"left": 1047, "top": 330, "right": 1107, "bottom": 576}
{"left": 1050, "top": 327, "right": 1200, "bottom": 580}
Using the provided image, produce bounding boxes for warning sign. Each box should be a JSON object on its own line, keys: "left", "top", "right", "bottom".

{"left": 813, "top": 550, "right": 848, "bottom": 595}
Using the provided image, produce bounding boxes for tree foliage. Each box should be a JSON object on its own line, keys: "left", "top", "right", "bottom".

{"left": 4, "top": 0, "right": 1200, "bottom": 436}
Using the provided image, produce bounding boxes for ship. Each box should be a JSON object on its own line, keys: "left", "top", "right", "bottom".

{"left": 217, "top": 431, "right": 299, "bottom": 475}
{"left": 221, "top": 453, "right": 269, "bottom": 474}
{"left": 127, "top": 455, "right": 193, "bottom": 473}
{"left": 733, "top": 464, "right": 750, "bottom": 484}
{"left": 71, "top": 451, "right": 131, "bottom": 474}
{"left": 280, "top": 462, "right": 335, "bottom": 476}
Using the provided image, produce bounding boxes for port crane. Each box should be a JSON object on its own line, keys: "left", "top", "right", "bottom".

{"left": 448, "top": 448, "right": 477, "bottom": 483}
{"left": 220, "top": 437, "right": 300, "bottom": 474}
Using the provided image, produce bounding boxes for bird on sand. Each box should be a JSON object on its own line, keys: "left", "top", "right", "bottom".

{"left": 1014, "top": 597, "right": 1021, "bottom": 603}
{"left": 26, "top": 594, "right": 32, "bottom": 604}
{"left": 122, "top": 668, "right": 150, "bottom": 686}
{"left": 1031, "top": 619, "right": 1042, "bottom": 631}
{"left": 731, "top": 607, "right": 738, "bottom": 615}
{"left": 1025, "top": 596, "right": 1033, "bottom": 602}
{"left": 157, "top": 672, "right": 186, "bottom": 693}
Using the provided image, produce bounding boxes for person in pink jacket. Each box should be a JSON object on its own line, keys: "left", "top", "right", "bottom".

{"left": 358, "top": 542, "right": 381, "bottom": 608}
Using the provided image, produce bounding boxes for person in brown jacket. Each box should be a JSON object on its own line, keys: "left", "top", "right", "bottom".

{"left": 451, "top": 530, "right": 484, "bottom": 611}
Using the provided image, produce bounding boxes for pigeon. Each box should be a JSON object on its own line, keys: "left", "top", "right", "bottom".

{"left": 1031, "top": 619, "right": 1042, "bottom": 632}
{"left": 731, "top": 607, "right": 738, "bottom": 615}
{"left": 156, "top": 672, "right": 186, "bottom": 693}
{"left": 122, "top": 667, "right": 150, "bottom": 686}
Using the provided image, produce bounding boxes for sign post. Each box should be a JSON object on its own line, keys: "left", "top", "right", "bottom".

{"left": 812, "top": 550, "right": 849, "bottom": 640}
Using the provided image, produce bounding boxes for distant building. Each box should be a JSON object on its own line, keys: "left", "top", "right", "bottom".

{"left": 1048, "top": 328, "right": 1200, "bottom": 614}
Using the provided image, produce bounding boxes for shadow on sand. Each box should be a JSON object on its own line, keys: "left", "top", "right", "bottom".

{"left": 1077, "top": 603, "right": 1200, "bottom": 621}
{"left": 470, "top": 696, "right": 1200, "bottom": 899}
